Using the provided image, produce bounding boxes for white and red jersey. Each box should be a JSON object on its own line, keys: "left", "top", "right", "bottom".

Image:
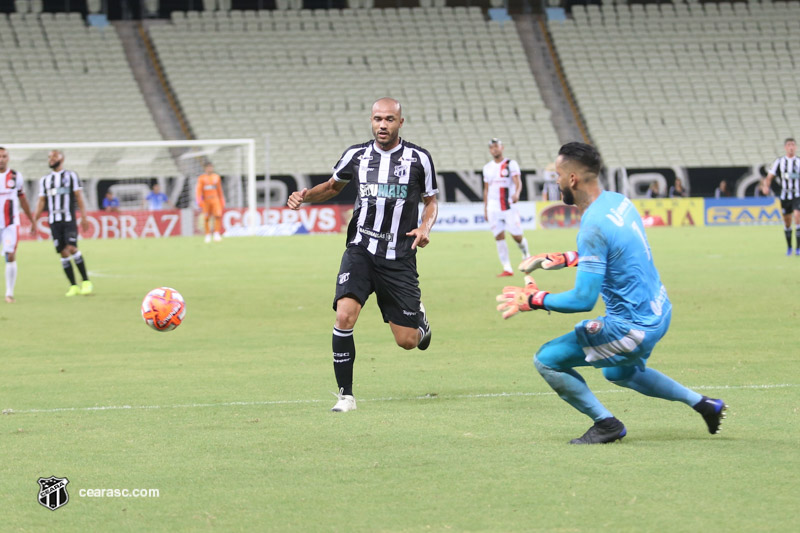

{"left": 0, "top": 169, "right": 25, "bottom": 229}
{"left": 483, "top": 158, "right": 521, "bottom": 212}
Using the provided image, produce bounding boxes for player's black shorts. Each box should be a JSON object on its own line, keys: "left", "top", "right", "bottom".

{"left": 781, "top": 198, "right": 800, "bottom": 215}
{"left": 49, "top": 221, "right": 79, "bottom": 253}
{"left": 333, "top": 245, "right": 422, "bottom": 329}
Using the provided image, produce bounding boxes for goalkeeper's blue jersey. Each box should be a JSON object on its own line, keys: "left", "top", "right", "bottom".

{"left": 576, "top": 191, "right": 671, "bottom": 328}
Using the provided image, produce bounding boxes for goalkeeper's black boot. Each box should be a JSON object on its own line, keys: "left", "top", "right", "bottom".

{"left": 417, "top": 302, "right": 432, "bottom": 351}
{"left": 692, "top": 396, "right": 727, "bottom": 434}
{"left": 569, "top": 417, "right": 627, "bottom": 445}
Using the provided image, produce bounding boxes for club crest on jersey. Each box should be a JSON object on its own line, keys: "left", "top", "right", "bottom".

{"left": 6, "top": 176, "right": 16, "bottom": 188}
{"left": 338, "top": 272, "right": 350, "bottom": 285}
{"left": 500, "top": 168, "right": 509, "bottom": 177}
{"left": 37, "top": 476, "right": 70, "bottom": 511}
{"left": 585, "top": 320, "right": 603, "bottom": 335}
{"left": 393, "top": 165, "right": 409, "bottom": 179}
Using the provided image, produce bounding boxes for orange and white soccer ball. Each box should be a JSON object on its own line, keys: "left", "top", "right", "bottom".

{"left": 141, "top": 287, "right": 186, "bottom": 332}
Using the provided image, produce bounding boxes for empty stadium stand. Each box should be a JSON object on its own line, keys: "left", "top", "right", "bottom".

{"left": 0, "top": 11, "right": 174, "bottom": 179}
{"left": 549, "top": 1, "right": 800, "bottom": 168}
{"left": 148, "top": 6, "right": 561, "bottom": 174}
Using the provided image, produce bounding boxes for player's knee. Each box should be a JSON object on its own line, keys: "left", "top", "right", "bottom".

{"left": 534, "top": 342, "right": 563, "bottom": 371}
{"left": 602, "top": 366, "right": 636, "bottom": 384}
{"left": 335, "top": 311, "right": 357, "bottom": 330}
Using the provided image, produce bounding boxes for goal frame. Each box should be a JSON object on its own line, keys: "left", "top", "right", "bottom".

{"left": 3, "top": 138, "right": 259, "bottom": 232}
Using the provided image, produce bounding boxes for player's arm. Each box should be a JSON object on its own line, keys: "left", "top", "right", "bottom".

{"left": 509, "top": 160, "right": 522, "bottom": 203}
{"left": 541, "top": 270, "right": 603, "bottom": 313}
{"left": 762, "top": 172, "right": 776, "bottom": 195}
{"left": 74, "top": 189, "right": 90, "bottom": 232}
{"left": 216, "top": 175, "right": 225, "bottom": 209}
{"left": 30, "top": 196, "right": 46, "bottom": 236}
{"left": 483, "top": 181, "right": 489, "bottom": 220}
{"left": 287, "top": 177, "right": 347, "bottom": 209}
{"left": 495, "top": 270, "right": 602, "bottom": 319}
{"left": 407, "top": 194, "right": 438, "bottom": 250}
{"left": 194, "top": 178, "right": 204, "bottom": 208}
{"left": 18, "top": 191, "right": 34, "bottom": 223}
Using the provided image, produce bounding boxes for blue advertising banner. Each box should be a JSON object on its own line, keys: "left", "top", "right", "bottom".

{"left": 704, "top": 198, "right": 783, "bottom": 226}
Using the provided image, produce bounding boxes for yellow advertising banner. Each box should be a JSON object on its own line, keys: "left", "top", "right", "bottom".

{"left": 632, "top": 198, "right": 706, "bottom": 227}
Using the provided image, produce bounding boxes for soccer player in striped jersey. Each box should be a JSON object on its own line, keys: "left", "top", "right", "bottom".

{"left": 0, "top": 147, "right": 35, "bottom": 303}
{"left": 31, "top": 150, "right": 92, "bottom": 297}
{"left": 287, "top": 97, "right": 438, "bottom": 412}
{"left": 762, "top": 138, "right": 800, "bottom": 255}
{"left": 483, "top": 138, "right": 530, "bottom": 276}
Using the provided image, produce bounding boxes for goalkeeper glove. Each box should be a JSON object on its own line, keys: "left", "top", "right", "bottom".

{"left": 495, "top": 275, "right": 550, "bottom": 319}
{"left": 519, "top": 251, "right": 578, "bottom": 273}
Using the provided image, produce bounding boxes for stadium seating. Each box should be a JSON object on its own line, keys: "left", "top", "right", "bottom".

{"left": 149, "top": 7, "right": 560, "bottom": 174}
{"left": 0, "top": 12, "right": 171, "bottom": 179}
{"left": 549, "top": 1, "right": 800, "bottom": 168}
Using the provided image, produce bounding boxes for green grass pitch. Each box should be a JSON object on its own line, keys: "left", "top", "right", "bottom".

{"left": 1, "top": 224, "right": 798, "bottom": 532}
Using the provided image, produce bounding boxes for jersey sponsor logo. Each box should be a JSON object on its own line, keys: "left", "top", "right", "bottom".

{"left": 358, "top": 226, "right": 394, "bottom": 241}
{"left": 401, "top": 156, "right": 417, "bottom": 163}
{"left": 606, "top": 198, "right": 633, "bottom": 227}
{"left": 357, "top": 155, "right": 373, "bottom": 161}
{"left": 338, "top": 272, "right": 350, "bottom": 285}
{"left": 402, "top": 309, "right": 418, "bottom": 317}
{"left": 358, "top": 183, "right": 408, "bottom": 199}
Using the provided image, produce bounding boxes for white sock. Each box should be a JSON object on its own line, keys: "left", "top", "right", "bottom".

{"left": 5, "top": 260, "right": 17, "bottom": 297}
{"left": 496, "top": 240, "right": 512, "bottom": 272}
{"left": 517, "top": 237, "right": 530, "bottom": 258}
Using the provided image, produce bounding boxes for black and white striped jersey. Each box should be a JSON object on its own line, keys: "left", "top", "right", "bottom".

{"left": 38, "top": 170, "right": 83, "bottom": 224}
{"left": 332, "top": 139, "right": 438, "bottom": 260}
{"left": 769, "top": 156, "right": 800, "bottom": 200}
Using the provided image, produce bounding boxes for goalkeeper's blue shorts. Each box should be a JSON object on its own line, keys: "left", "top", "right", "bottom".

{"left": 573, "top": 309, "right": 672, "bottom": 370}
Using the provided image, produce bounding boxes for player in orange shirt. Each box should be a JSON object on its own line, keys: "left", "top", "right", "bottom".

{"left": 195, "top": 162, "right": 225, "bottom": 243}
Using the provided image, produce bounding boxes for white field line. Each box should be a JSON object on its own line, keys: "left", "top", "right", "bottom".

{"left": 2, "top": 383, "right": 796, "bottom": 416}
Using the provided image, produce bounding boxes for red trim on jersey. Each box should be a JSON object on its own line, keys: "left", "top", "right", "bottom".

{"left": 499, "top": 159, "right": 510, "bottom": 211}
{"left": 3, "top": 199, "right": 12, "bottom": 227}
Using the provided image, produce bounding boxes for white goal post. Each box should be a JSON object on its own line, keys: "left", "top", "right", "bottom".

{"left": 3, "top": 138, "right": 260, "bottom": 233}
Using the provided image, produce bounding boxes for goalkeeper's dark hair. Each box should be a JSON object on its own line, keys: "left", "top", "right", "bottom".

{"left": 558, "top": 142, "right": 602, "bottom": 176}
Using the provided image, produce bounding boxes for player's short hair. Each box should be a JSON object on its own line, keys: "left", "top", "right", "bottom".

{"left": 0, "top": 146, "right": 6, "bottom": 151}
{"left": 785, "top": 138, "right": 796, "bottom": 144}
{"left": 489, "top": 138, "right": 502, "bottom": 146}
{"left": 372, "top": 97, "right": 402, "bottom": 117}
{"left": 558, "top": 142, "right": 602, "bottom": 175}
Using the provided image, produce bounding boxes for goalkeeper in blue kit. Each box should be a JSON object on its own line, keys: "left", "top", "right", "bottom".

{"left": 496, "top": 143, "right": 727, "bottom": 444}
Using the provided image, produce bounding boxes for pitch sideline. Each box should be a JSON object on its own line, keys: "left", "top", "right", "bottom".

{"left": 3, "top": 383, "right": 796, "bottom": 415}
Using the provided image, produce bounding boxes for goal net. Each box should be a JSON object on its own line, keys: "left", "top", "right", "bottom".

{"left": 4, "top": 139, "right": 258, "bottom": 238}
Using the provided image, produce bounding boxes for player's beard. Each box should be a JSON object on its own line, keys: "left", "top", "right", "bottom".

{"left": 48, "top": 161, "right": 61, "bottom": 170}
{"left": 560, "top": 186, "right": 575, "bottom": 205}
{"left": 373, "top": 128, "right": 398, "bottom": 150}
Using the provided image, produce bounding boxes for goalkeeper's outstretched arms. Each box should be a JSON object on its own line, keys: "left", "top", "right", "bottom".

{"left": 519, "top": 251, "right": 579, "bottom": 273}
{"left": 496, "top": 270, "right": 604, "bottom": 319}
